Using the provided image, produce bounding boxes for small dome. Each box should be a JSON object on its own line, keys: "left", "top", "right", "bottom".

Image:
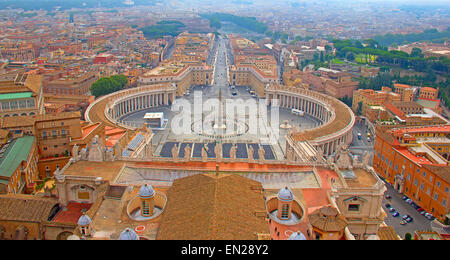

{"left": 277, "top": 186, "right": 293, "bottom": 201}
{"left": 287, "top": 232, "right": 307, "bottom": 240}
{"left": 119, "top": 228, "right": 139, "bottom": 240}
{"left": 77, "top": 214, "right": 92, "bottom": 226}
{"left": 139, "top": 184, "right": 155, "bottom": 198}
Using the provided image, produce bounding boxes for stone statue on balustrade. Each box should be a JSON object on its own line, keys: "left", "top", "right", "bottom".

{"left": 88, "top": 135, "right": 105, "bottom": 162}
{"left": 171, "top": 144, "right": 179, "bottom": 162}
{"left": 214, "top": 143, "right": 222, "bottom": 160}
{"left": 184, "top": 145, "right": 192, "bottom": 161}
{"left": 105, "top": 148, "right": 114, "bottom": 161}
{"left": 248, "top": 145, "right": 255, "bottom": 162}
{"left": 258, "top": 146, "right": 265, "bottom": 163}
{"left": 362, "top": 151, "right": 371, "bottom": 167}
{"left": 201, "top": 144, "right": 208, "bottom": 162}
{"left": 286, "top": 146, "right": 295, "bottom": 162}
{"left": 335, "top": 148, "right": 353, "bottom": 170}
{"left": 80, "top": 147, "right": 88, "bottom": 161}
{"left": 316, "top": 146, "right": 325, "bottom": 163}
{"left": 229, "top": 144, "right": 237, "bottom": 161}
{"left": 145, "top": 142, "right": 153, "bottom": 158}
{"left": 72, "top": 144, "right": 80, "bottom": 162}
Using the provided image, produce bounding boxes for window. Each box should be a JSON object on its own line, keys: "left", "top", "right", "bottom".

{"left": 420, "top": 183, "right": 424, "bottom": 190}
{"left": 414, "top": 179, "right": 418, "bottom": 186}
{"left": 434, "top": 194, "right": 438, "bottom": 201}
{"left": 281, "top": 204, "right": 290, "bottom": 219}
{"left": 348, "top": 204, "right": 360, "bottom": 212}
{"left": 437, "top": 182, "right": 441, "bottom": 188}
{"left": 423, "top": 172, "right": 426, "bottom": 177}
{"left": 142, "top": 201, "right": 150, "bottom": 216}
{"left": 446, "top": 187, "right": 449, "bottom": 193}
{"left": 443, "top": 200, "right": 447, "bottom": 207}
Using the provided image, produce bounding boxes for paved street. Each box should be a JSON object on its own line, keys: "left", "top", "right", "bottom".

{"left": 382, "top": 181, "right": 432, "bottom": 238}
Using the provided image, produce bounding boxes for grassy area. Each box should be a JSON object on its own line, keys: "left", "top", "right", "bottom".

{"left": 331, "top": 58, "right": 344, "bottom": 64}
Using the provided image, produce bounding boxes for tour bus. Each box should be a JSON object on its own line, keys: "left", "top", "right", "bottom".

{"left": 291, "top": 109, "right": 304, "bottom": 116}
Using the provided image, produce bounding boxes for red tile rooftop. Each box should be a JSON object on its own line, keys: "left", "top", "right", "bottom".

{"left": 52, "top": 202, "right": 92, "bottom": 225}
{"left": 81, "top": 123, "right": 101, "bottom": 139}
{"left": 395, "top": 147, "right": 434, "bottom": 165}
{"left": 392, "top": 125, "right": 450, "bottom": 135}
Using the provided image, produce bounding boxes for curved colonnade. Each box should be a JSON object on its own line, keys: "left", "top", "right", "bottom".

{"left": 85, "top": 84, "right": 176, "bottom": 130}
{"left": 266, "top": 84, "right": 355, "bottom": 157}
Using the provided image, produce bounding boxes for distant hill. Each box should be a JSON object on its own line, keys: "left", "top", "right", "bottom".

{"left": 373, "top": 28, "right": 450, "bottom": 47}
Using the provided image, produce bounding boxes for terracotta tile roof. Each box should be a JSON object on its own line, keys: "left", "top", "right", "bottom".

{"left": 156, "top": 174, "right": 270, "bottom": 240}
{"left": 52, "top": 202, "right": 92, "bottom": 224}
{"left": 377, "top": 226, "right": 400, "bottom": 240}
{"left": 309, "top": 206, "right": 347, "bottom": 232}
{"left": 292, "top": 94, "right": 353, "bottom": 141}
{"left": 1, "top": 115, "right": 36, "bottom": 128}
{"left": 24, "top": 74, "right": 43, "bottom": 94}
{"left": 0, "top": 194, "right": 57, "bottom": 222}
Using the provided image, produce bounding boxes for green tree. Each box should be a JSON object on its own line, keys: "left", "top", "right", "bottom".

{"left": 357, "top": 101, "right": 363, "bottom": 116}
{"left": 346, "top": 52, "right": 355, "bottom": 61}
{"left": 410, "top": 47, "right": 423, "bottom": 58}
{"left": 90, "top": 75, "right": 128, "bottom": 98}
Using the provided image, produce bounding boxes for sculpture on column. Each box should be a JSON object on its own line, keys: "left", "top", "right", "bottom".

{"left": 171, "top": 144, "right": 179, "bottom": 162}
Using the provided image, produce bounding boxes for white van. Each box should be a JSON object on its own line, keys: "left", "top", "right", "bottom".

{"left": 291, "top": 109, "right": 304, "bottom": 116}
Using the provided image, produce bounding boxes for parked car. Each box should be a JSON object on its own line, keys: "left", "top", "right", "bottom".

{"left": 406, "top": 217, "right": 414, "bottom": 223}
{"left": 406, "top": 199, "right": 412, "bottom": 204}
{"left": 417, "top": 208, "right": 425, "bottom": 213}
{"left": 400, "top": 220, "right": 408, "bottom": 225}
{"left": 420, "top": 211, "right": 427, "bottom": 215}
{"left": 389, "top": 207, "right": 396, "bottom": 212}
{"left": 385, "top": 203, "right": 391, "bottom": 209}
{"left": 385, "top": 195, "right": 392, "bottom": 200}
{"left": 424, "top": 213, "right": 435, "bottom": 220}
{"left": 392, "top": 211, "right": 400, "bottom": 217}
{"left": 402, "top": 195, "right": 409, "bottom": 201}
